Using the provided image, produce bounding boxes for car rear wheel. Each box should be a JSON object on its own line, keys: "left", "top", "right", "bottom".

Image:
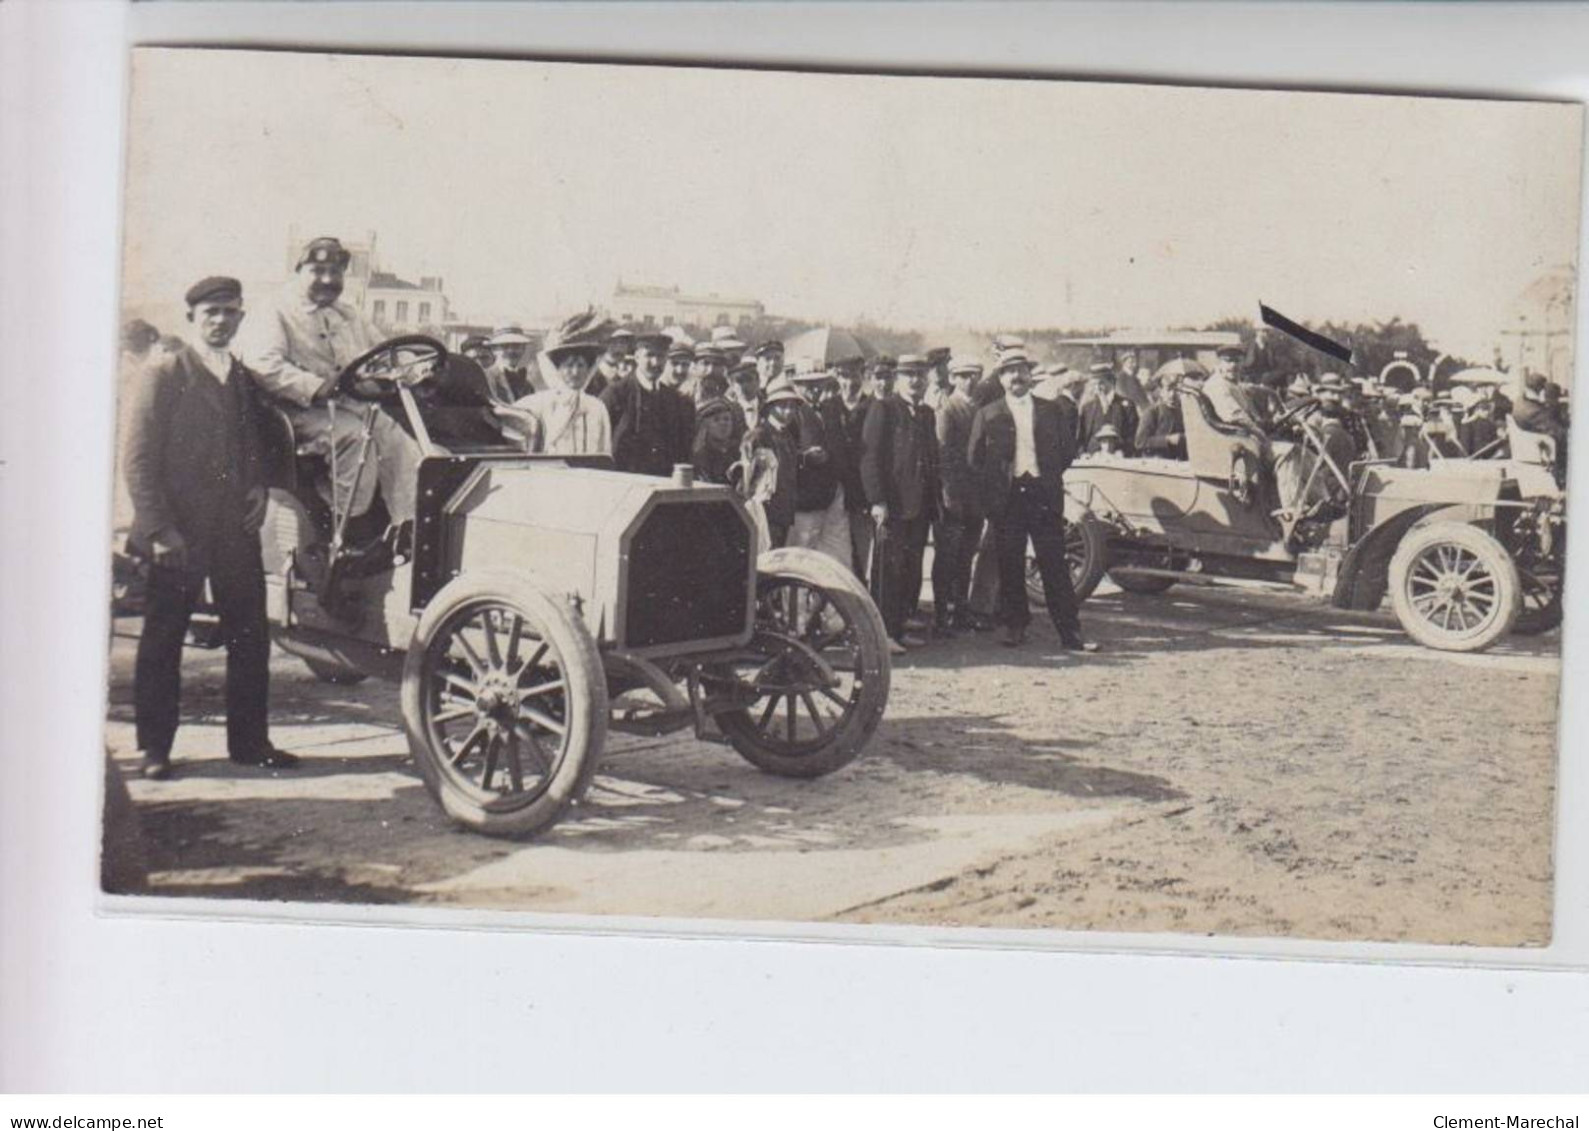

{"left": 401, "top": 573, "right": 606, "bottom": 837}
{"left": 1388, "top": 522, "right": 1520, "bottom": 653}
{"left": 1027, "top": 516, "right": 1107, "bottom": 608}
{"left": 713, "top": 548, "right": 890, "bottom": 779}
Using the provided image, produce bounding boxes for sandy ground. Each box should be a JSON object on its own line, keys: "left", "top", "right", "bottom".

{"left": 102, "top": 581, "right": 1561, "bottom": 946}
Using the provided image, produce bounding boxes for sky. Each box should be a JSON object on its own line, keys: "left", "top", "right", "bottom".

{"left": 121, "top": 49, "right": 1582, "bottom": 360}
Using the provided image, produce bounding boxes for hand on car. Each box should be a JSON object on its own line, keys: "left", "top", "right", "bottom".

{"left": 150, "top": 529, "right": 188, "bottom": 571}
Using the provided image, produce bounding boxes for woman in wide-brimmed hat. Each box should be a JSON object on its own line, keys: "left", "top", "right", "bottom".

{"left": 512, "top": 312, "right": 613, "bottom": 456}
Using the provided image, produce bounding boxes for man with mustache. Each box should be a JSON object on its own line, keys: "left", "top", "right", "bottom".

{"left": 968, "top": 349, "right": 1097, "bottom": 652}
{"left": 240, "top": 236, "right": 424, "bottom": 559}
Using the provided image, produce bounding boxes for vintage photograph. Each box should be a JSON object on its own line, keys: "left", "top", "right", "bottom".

{"left": 102, "top": 47, "right": 1578, "bottom": 946}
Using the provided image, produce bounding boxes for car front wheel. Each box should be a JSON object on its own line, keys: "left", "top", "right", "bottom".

{"left": 712, "top": 547, "right": 890, "bottom": 779}
{"left": 401, "top": 573, "right": 607, "bottom": 837}
{"left": 1388, "top": 522, "right": 1520, "bottom": 653}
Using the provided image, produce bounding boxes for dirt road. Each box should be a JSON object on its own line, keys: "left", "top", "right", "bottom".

{"left": 102, "top": 581, "right": 1561, "bottom": 946}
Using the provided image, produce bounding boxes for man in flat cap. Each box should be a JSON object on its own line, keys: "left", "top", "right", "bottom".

{"left": 485, "top": 325, "right": 539, "bottom": 404}
{"left": 459, "top": 334, "right": 496, "bottom": 372}
{"left": 968, "top": 349, "right": 1096, "bottom": 651}
{"left": 240, "top": 236, "right": 424, "bottom": 558}
{"left": 591, "top": 327, "right": 634, "bottom": 400}
{"left": 931, "top": 357, "right": 985, "bottom": 633}
{"left": 124, "top": 276, "right": 299, "bottom": 779}
{"left": 665, "top": 338, "right": 695, "bottom": 395}
{"left": 602, "top": 330, "right": 694, "bottom": 476}
{"left": 1203, "top": 343, "right": 1263, "bottom": 432}
{"left": 861, "top": 354, "right": 940, "bottom": 652}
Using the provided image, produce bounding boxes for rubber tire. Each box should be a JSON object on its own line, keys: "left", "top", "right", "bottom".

{"left": 401, "top": 572, "right": 607, "bottom": 838}
{"left": 717, "top": 547, "right": 891, "bottom": 779}
{"left": 1388, "top": 522, "right": 1520, "bottom": 653}
{"left": 1108, "top": 569, "right": 1177, "bottom": 595}
{"left": 1027, "top": 515, "right": 1107, "bottom": 609}
{"left": 303, "top": 656, "right": 370, "bottom": 686}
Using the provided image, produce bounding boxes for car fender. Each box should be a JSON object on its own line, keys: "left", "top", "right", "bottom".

{"left": 1333, "top": 502, "right": 1494, "bottom": 610}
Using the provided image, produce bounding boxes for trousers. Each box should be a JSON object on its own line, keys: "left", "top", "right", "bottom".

{"left": 930, "top": 512, "right": 983, "bottom": 622}
{"left": 287, "top": 401, "right": 419, "bottom": 523}
{"left": 994, "top": 478, "right": 1083, "bottom": 640}
{"left": 788, "top": 485, "right": 854, "bottom": 571}
{"left": 134, "top": 526, "right": 271, "bottom": 759}
{"left": 872, "top": 515, "right": 930, "bottom": 640}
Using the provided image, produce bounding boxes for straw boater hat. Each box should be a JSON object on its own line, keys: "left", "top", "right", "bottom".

{"left": 762, "top": 374, "right": 804, "bottom": 407}
{"left": 995, "top": 349, "right": 1033, "bottom": 373}
{"left": 489, "top": 325, "right": 533, "bottom": 347}
{"left": 949, "top": 356, "right": 984, "bottom": 376}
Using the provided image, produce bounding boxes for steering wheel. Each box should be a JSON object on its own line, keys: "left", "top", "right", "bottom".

{"left": 334, "top": 335, "right": 449, "bottom": 402}
{"left": 1269, "top": 395, "right": 1317, "bottom": 430}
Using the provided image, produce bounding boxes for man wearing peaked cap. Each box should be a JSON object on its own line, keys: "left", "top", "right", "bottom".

{"left": 238, "top": 235, "right": 425, "bottom": 557}
{"left": 459, "top": 334, "right": 495, "bottom": 371}
{"left": 601, "top": 328, "right": 693, "bottom": 477}
{"left": 665, "top": 338, "right": 695, "bottom": 392}
{"left": 125, "top": 275, "right": 299, "bottom": 779}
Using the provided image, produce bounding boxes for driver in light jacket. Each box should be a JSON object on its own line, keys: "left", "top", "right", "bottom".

{"left": 237, "top": 236, "right": 423, "bottom": 552}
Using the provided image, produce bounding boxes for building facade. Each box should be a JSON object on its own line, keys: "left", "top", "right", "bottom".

{"left": 605, "top": 281, "right": 764, "bottom": 331}
{"left": 1500, "top": 265, "right": 1576, "bottom": 388}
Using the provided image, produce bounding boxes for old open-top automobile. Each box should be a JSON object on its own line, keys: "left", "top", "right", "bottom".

{"left": 148, "top": 334, "right": 891, "bottom": 838}
{"left": 1042, "top": 383, "right": 1565, "bottom": 652}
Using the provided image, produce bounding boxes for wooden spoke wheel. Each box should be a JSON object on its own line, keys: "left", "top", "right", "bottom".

{"left": 401, "top": 574, "right": 606, "bottom": 837}
{"left": 713, "top": 548, "right": 890, "bottom": 779}
{"left": 1027, "top": 515, "right": 1106, "bottom": 608}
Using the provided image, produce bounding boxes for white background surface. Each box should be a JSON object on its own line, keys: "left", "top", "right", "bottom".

{"left": 2, "top": 0, "right": 1587, "bottom": 1092}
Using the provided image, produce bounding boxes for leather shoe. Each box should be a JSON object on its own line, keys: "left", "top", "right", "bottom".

{"left": 230, "top": 746, "right": 301, "bottom": 769}
{"left": 1001, "top": 625, "right": 1026, "bottom": 647}
{"left": 139, "top": 756, "right": 172, "bottom": 781}
{"left": 1060, "top": 637, "right": 1100, "bottom": 653}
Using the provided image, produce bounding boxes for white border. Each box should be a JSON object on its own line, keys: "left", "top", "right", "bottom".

{"left": 4, "top": 0, "right": 1588, "bottom": 1092}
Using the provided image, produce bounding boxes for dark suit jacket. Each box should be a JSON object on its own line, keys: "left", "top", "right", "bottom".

{"left": 935, "top": 393, "right": 981, "bottom": 517}
{"left": 1078, "top": 394, "right": 1140, "bottom": 456}
{"left": 829, "top": 393, "right": 873, "bottom": 513}
{"left": 123, "top": 344, "right": 264, "bottom": 571}
{"left": 860, "top": 395, "right": 939, "bottom": 522}
{"left": 967, "top": 395, "right": 1076, "bottom": 518}
{"left": 601, "top": 376, "right": 692, "bottom": 476}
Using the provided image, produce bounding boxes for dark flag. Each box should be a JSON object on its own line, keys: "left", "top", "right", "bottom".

{"left": 1259, "top": 303, "right": 1354, "bottom": 365}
